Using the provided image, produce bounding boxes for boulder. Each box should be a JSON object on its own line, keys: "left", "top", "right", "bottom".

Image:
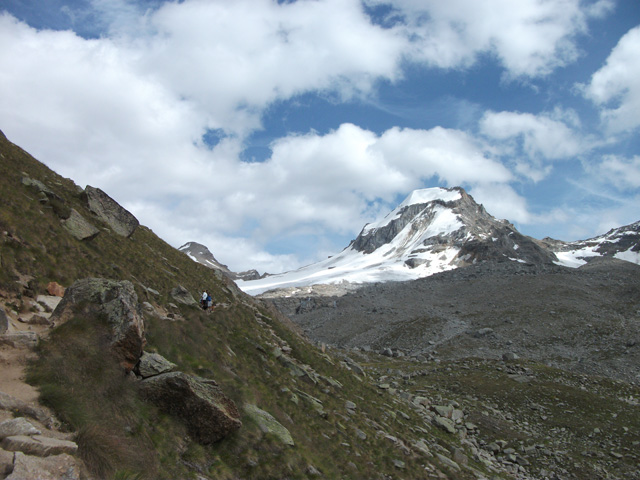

{"left": 0, "top": 418, "right": 41, "bottom": 440}
{"left": 502, "top": 352, "right": 520, "bottom": 362}
{"left": 51, "top": 278, "right": 145, "bottom": 372}
{"left": 1, "top": 435, "right": 78, "bottom": 457}
{"left": 6, "top": 452, "right": 81, "bottom": 480}
{"left": 82, "top": 186, "right": 139, "bottom": 238}
{"left": 170, "top": 285, "right": 197, "bottom": 306}
{"left": 140, "top": 372, "right": 241, "bottom": 444}
{"left": 433, "top": 416, "right": 456, "bottom": 434}
{"left": 244, "top": 404, "right": 294, "bottom": 446}
{"left": 135, "top": 351, "right": 177, "bottom": 378}
{"left": 36, "top": 295, "right": 62, "bottom": 313}
{"left": 46, "top": 282, "right": 66, "bottom": 298}
{"left": 0, "top": 308, "right": 7, "bottom": 334}
{"left": 62, "top": 209, "right": 100, "bottom": 241}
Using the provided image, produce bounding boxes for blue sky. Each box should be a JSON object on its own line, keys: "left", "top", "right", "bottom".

{"left": 1, "top": 0, "right": 639, "bottom": 274}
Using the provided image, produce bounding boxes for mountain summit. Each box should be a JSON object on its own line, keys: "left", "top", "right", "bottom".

{"left": 179, "top": 241, "right": 262, "bottom": 281}
{"left": 238, "top": 187, "right": 556, "bottom": 295}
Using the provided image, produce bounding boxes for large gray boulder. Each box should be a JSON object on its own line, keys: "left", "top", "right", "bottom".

{"left": 62, "top": 209, "right": 100, "bottom": 241}
{"left": 0, "top": 418, "right": 41, "bottom": 440}
{"left": 244, "top": 404, "right": 294, "bottom": 446}
{"left": 140, "top": 372, "right": 241, "bottom": 444}
{"left": 50, "top": 278, "right": 145, "bottom": 372}
{"left": 170, "top": 285, "right": 197, "bottom": 306}
{"left": 82, "top": 186, "right": 139, "bottom": 238}
{"left": 1, "top": 435, "right": 78, "bottom": 457}
{"left": 135, "top": 351, "right": 177, "bottom": 378}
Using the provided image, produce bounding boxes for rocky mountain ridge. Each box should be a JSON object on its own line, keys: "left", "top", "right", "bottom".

{"left": 179, "top": 241, "right": 263, "bottom": 281}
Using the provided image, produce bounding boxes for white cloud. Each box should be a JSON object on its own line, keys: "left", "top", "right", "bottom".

{"left": 140, "top": 0, "right": 405, "bottom": 136}
{"left": 0, "top": 1, "right": 632, "bottom": 274}
{"left": 597, "top": 155, "right": 640, "bottom": 190}
{"left": 480, "top": 110, "right": 586, "bottom": 161}
{"left": 581, "top": 25, "right": 640, "bottom": 133}
{"left": 368, "top": 0, "right": 613, "bottom": 77}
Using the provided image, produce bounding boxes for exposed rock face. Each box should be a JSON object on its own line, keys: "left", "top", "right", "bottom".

{"left": 82, "top": 185, "right": 139, "bottom": 238}
{"left": 51, "top": 278, "right": 145, "bottom": 372}
{"left": 140, "top": 372, "right": 241, "bottom": 444}
{"left": 62, "top": 209, "right": 100, "bottom": 241}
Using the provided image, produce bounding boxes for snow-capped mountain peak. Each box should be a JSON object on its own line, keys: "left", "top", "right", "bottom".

{"left": 237, "top": 187, "right": 556, "bottom": 295}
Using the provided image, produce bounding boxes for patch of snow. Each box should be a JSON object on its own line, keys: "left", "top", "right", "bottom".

{"left": 615, "top": 248, "right": 640, "bottom": 264}
{"left": 363, "top": 187, "right": 460, "bottom": 234}
{"left": 400, "top": 188, "right": 461, "bottom": 208}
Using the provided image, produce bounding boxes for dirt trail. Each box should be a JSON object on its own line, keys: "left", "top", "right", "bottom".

{"left": 0, "top": 295, "right": 61, "bottom": 421}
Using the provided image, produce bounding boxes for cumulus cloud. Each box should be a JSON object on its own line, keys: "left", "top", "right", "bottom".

{"left": 0, "top": 1, "right": 630, "bottom": 273}
{"left": 140, "top": 0, "right": 405, "bottom": 136}
{"left": 367, "top": 0, "right": 613, "bottom": 77}
{"left": 480, "top": 110, "right": 585, "bottom": 160}
{"left": 581, "top": 25, "right": 640, "bottom": 133}
{"left": 597, "top": 155, "right": 640, "bottom": 190}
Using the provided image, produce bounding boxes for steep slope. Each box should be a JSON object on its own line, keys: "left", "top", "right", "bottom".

{"left": 238, "top": 187, "right": 556, "bottom": 295}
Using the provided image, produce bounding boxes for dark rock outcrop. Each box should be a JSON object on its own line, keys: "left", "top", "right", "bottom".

{"left": 140, "top": 372, "right": 241, "bottom": 444}
{"left": 82, "top": 186, "right": 139, "bottom": 238}
{"left": 50, "top": 278, "right": 145, "bottom": 372}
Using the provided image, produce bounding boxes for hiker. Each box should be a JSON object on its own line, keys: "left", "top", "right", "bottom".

{"left": 201, "top": 291, "right": 208, "bottom": 310}
{"left": 206, "top": 292, "right": 213, "bottom": 309}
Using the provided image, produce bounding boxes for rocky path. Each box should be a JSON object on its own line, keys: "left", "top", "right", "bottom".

{"left": 0, "top": 289, "right": 85, "bottom": 479}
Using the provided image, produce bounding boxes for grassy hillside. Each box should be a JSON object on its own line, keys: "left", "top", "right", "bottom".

{"left": 0, "top": 130, "right": 478, "bottom": 479}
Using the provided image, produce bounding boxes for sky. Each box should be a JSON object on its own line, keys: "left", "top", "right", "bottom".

{"left": 1, "top": 0, "right": 639, "bottom": 275}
